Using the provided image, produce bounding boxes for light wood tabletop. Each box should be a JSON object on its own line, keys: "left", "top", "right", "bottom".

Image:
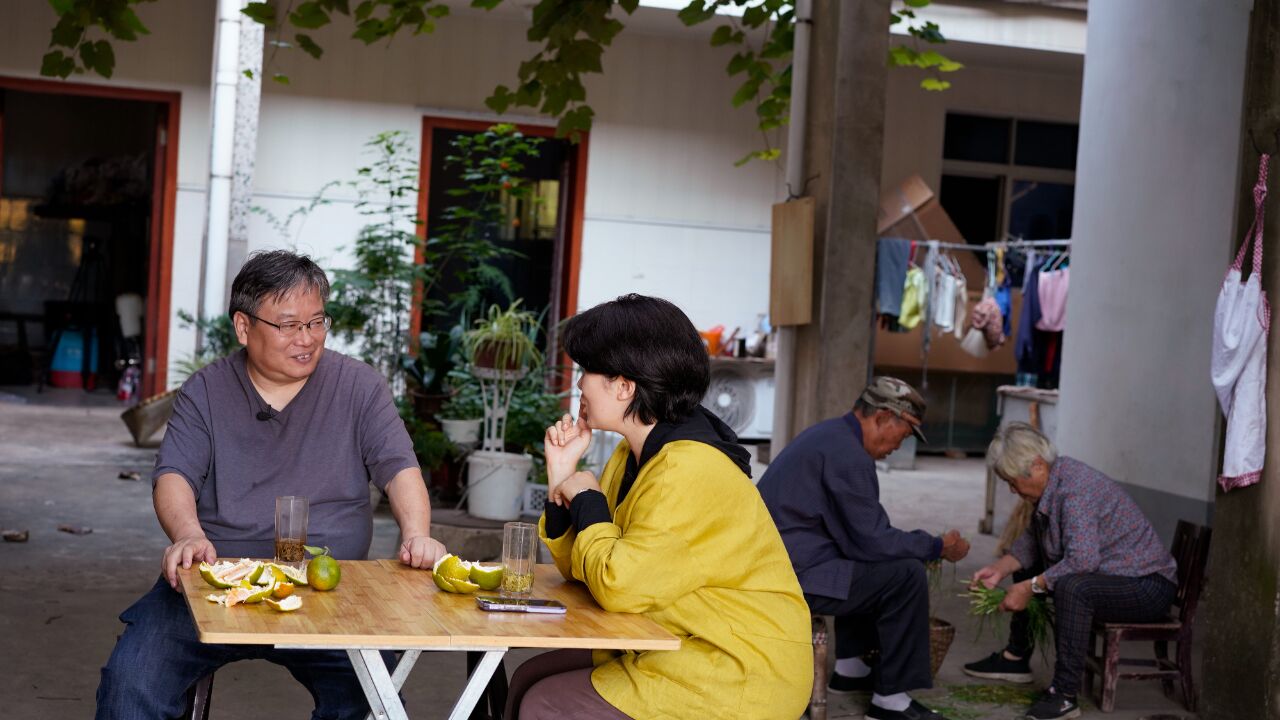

{"left": 179, "top": 560, "right": 679, "bottom": 652}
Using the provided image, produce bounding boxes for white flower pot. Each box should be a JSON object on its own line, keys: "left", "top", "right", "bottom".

{"left": 440, "top": 417, "right": 482, "bottom": 446}
{"left": 466, "top": 450, "right": 533, "bottom": 521}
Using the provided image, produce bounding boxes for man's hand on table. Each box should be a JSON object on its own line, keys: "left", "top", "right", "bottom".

{"left": 939, "top": 529, "right": 970, "bottom": 563}
{"left": 400, "top": 534, "right": 447, "bottom": 569}
{"left": 162, "top": 535, "right": 217, "bottom": 591}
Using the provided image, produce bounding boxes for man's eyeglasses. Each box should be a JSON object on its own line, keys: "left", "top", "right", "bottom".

{"left": 246, "top": 313, "right": 332, "bottom": 338}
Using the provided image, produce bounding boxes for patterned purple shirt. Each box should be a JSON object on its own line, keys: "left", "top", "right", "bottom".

{"left": 1010, "top": 457, "right": 1177, "bottom": 589}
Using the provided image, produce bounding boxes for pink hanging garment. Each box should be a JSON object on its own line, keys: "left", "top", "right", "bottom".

{"left": 1212, "top": 154, "right": 1270, "bottom": 492}
{"left": 1036, "top": 268, "right": 1070, "bottom": 332}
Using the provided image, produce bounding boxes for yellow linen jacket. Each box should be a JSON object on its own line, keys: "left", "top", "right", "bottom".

{"left": 539, "top": 439, "right": 813, "bottom": 719}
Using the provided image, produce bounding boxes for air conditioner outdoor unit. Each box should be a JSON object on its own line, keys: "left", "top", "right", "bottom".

{"left": 702, "top": 360, "right": 774, "bottom": 441}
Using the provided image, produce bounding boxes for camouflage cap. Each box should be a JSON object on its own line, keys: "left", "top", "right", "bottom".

{"left": 859, "top": 376, "right": 928, "bottom": 443}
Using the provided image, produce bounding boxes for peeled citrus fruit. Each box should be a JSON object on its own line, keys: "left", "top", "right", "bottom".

{"left": 199, "top": 559, "right": 262, "bottom": 589}
{"left": 469, "top": 563, "right": 503, "bottom": 591}
{"left": 433, "top": 554, "right": 472, "bottom": 582}
{"left": 272, "top": 582, "right": 295, "bottom": 599}
{"left": 433, "top": 572, "right": 457, "bottom": 593}
{"left": 266, "top": 595, "right": 303, "bottom": 612}
{"left": 305, "top": 545, "right": 341, "bottom": 591}
{"left": 449, "top": 578, "right": 481, "bottom": 593}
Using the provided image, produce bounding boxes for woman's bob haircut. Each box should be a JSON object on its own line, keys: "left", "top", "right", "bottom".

{"left": 561, "top": 294, "right": 709, "bottom": 425}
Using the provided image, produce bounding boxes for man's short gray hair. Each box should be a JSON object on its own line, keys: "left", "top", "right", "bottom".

{"left": 228, "top": 250, "right": 330, "bottom": 321}
{"left": 986, "top": 422, "right": 1058, "bottom": 479}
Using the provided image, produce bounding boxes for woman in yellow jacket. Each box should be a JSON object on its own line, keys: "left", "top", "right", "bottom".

{"left": 504, "top": 294, "right": 813, "bottom": 720}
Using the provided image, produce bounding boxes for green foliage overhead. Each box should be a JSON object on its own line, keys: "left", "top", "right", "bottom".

{"left": 41, "top": 0, "right": 958, "bottom": 162}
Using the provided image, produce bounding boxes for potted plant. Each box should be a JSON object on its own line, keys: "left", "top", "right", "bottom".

{"left": 437, "top": 367, "right": 484, "bottom": 448}
{"left": 460, "top": 301, "right": 543, "bottom": 520}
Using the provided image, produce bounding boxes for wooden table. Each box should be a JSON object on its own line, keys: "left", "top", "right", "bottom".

{"left": 179, "top": 561, "right": 679, "bottom": 720}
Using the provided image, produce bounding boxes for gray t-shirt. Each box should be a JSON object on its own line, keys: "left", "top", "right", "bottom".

{"left": 153, "top": 348, "right": 418, "bottom": 560}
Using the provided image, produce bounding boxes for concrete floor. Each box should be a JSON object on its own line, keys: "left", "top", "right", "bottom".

{"left": 0, "top": 393, "right": 1199, "bottom": 719}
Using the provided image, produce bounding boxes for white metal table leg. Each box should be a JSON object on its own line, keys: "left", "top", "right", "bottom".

{"left": 447, "top": 649, "right": 508, "bottom": 720}
{"left": 349, "top": 648, "right": 410, "bottom": 720}
{"left": 361, "top": 650, "right": 423, "bottom": 720}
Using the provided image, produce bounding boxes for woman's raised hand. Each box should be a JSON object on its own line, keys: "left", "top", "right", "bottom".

{"left": 545, "top": 413, "right": 592, "bottom": 493}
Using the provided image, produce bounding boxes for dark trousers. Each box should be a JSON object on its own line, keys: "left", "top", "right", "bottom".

{"left": 1049, "top": 573, "right": 1176, "bottom": 697}
{"left": 806, "top": 558, "right": 932, "bottom": 695}
{"left": 96, "top": 577, "right": 395, "bottom": 720}
{"left": 1005, "top": 566, "right": 1038, "bottom": 658}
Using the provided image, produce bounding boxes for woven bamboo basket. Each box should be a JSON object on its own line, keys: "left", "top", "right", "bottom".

{"left": 929, "top": 616, "right": 956, "bottom": 677}
{"left": 121, "top": 389, "right": 177, "bottom": 446}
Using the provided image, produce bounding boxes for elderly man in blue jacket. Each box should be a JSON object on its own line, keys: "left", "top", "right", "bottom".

{"left": 758, "top": 377, "right": 970, "bottom": 720}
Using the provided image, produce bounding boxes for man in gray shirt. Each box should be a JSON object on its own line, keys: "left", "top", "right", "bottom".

{"left": 96, "top": 250, "right": 447, "bottom": 720}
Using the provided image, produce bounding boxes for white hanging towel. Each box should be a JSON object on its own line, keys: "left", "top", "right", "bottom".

{"left": 1212, "top": 154, "right": 1271, "bottom": 492}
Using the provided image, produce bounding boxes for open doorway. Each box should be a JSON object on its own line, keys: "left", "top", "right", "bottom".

{"left": 0, "top": 78, "right": 179, "bottom": 400}
{"left": 414, "top": 116, "right": 588, "bottom": 369}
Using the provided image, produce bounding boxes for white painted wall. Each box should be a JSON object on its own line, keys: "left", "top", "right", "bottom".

{"left": 1, "top": 0, "right": 1089, "bottom": 393}
{"left": 1057, "top": 0, "right": 1251, "bottom": 510}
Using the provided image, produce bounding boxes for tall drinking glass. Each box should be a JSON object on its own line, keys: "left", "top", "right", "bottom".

{"left": 274, "top": 496, "right": 308, "bottom": 570}
{"left": 500, "top": 521, "right": 538, "bottom": 598}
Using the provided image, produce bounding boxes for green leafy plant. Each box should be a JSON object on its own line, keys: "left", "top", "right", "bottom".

{"left": 172, "top": 310, "right": 239, "bottom": 381}
{"left": 438, "top": 368, "right": 485, "bottom": 421}
{"left": 326, "top": 131, "right": 423, "bottom": 396}
{"left": 463, "top": 300, "right": 543, "bottom": 372}
{"left": 963, "top": 584, "right": 1054, "bottom": 662}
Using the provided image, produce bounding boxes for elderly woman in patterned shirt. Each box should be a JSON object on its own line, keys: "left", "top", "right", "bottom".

{"left": 963, "top": 422, "right": 1177, "bottom": 720}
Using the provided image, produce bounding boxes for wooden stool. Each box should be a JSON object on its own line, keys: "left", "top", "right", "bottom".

{"left": 809, "top": 615, "right": 829, "bottom": 720}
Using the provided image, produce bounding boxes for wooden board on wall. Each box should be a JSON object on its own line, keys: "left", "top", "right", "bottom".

{"left": 770, "top": 198, "right": 814, "bottom": 326}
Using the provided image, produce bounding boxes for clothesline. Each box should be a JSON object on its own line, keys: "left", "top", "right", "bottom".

{"left": 885, "top": 237, "right": 1074, "bottom": 252}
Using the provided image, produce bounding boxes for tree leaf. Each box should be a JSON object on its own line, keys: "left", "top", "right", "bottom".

{"left": 485, "top": 85, "right": 514, "bottom": 114}
{"left": 710, "top": 24, "right": 735, "bottom": 47}
{"left": 726, "top": 51, "right": 752, "bottom": 76}
{"left": 296, "top": 33, "right": 324, "bottom": 59}
{"left": 241, "top": 2, "right": 278, "bottom": 27}
{"left": 677, "top": 1, "right": 716, "bottom": 26}
{"left": 273, "top": 73, "right": 291, "bottom": 85}
{"left": 920, "top": 77, "right": 951, "bottom": 91}
{"left": 49, "top": 14, "right": 84, "bottom": 48}
{"left": 618, "top": 0, "right": 640, "bottom": 12}
{"left": 471, "top": 0, "right": 504, "bottom": 9}
{"left": 427, "top": 4, "right": 450, "bottom": 18}
{"left": 354, "top": 1, "right": 374, "bottom": 21}
{"left": 289, "top": 2, "right": 331, "bottom": 29}
{"left": 47, "top": 0, "right": 76, "bottom": 14}
{"left": 40, "top": 50, "right": 75, "bottom": 78}
{"left": 904, "top": 0, "right": 931, "bottom": 7}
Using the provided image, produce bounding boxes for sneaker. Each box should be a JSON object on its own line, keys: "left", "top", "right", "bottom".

{"left": 961, "top": 650, "right": 1034, "bottom": 683}
{"left": 865, "top": 699, "right": 952, "bottom": 720}
{"left": 1023, "top": 690, "right": 1081, "bottom": 720}
{"left": 826, "top": 670, "right": 874, "bottom": 695}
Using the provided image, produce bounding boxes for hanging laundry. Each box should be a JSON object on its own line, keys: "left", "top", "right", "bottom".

{"left": 1036, "top": 267, "right": 1070, "bottom": 332}
{"left": 1212, "top": 155, "right": 1270, "bottom": 492}
{"left": 933, "top": 265, "right": 957, "bottom": 332}
{"left": 876, "top": 238, "right": 911, "bottom": 317}
{"left": 1016, "top": 266, "right": 1043, "bottom": 371}
{"left": 952, "top": 271, "right": 968, "bottom": 340}
{"left": 996, "top": 284, "right": 1013, "bottom": 337}
{"left": 899, "top": 266, "right": 927, "bottom": 330}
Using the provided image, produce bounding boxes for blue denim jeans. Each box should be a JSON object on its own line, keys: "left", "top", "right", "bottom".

{"left": 96, "top": 577, "right": 392, "bottom": 720}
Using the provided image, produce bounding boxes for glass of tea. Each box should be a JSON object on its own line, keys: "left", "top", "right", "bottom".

{"left": 274, "top": 496, "right": 308, "bottom": 569}
{"left": 500, "top": 521, "right": 538, "bottom": 598}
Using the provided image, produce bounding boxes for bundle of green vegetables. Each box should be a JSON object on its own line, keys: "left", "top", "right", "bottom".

{"left": 962, "top": 584, "right": 1054, "bottom": 656}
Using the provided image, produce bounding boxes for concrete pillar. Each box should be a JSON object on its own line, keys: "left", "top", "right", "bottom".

{"left": 1055, "top": 0, "right": 1251, "bottom": 540}
{"left": 786, "top": 0, "right": 889, "bottom": 434}
{"left": 1203, "top": 2, "right": 1280, "bottom": 717}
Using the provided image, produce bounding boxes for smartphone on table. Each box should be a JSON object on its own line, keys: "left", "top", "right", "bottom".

{"left": 475, "top": 596, "right": 567, "bottom": 614}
